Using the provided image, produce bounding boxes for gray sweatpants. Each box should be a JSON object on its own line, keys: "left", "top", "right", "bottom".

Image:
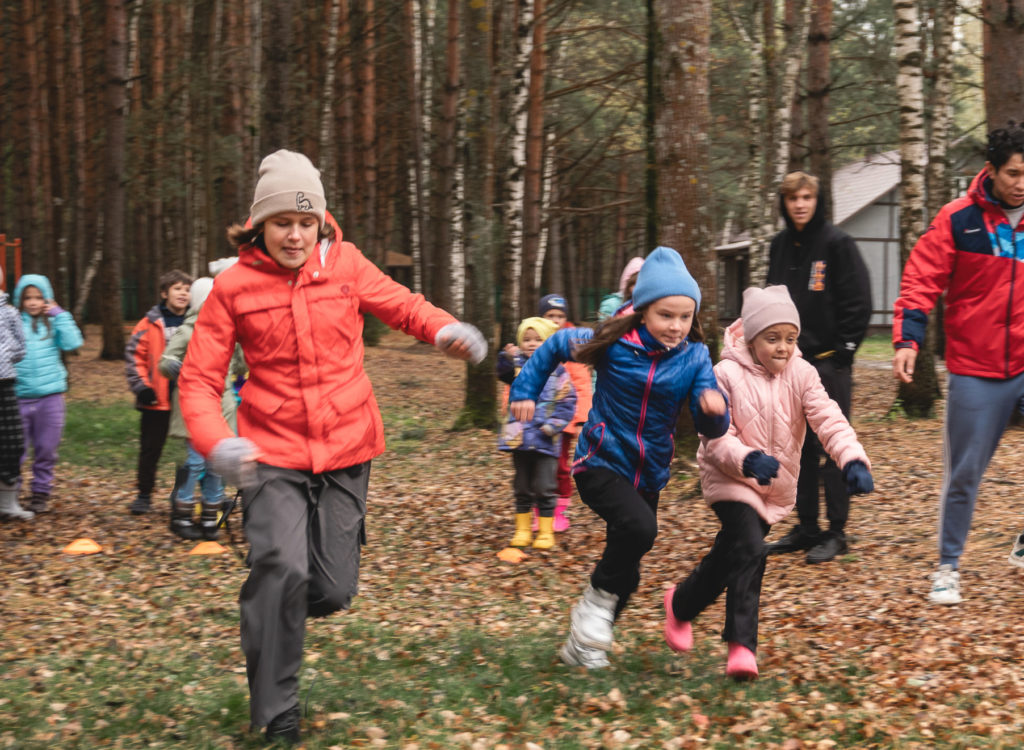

{"left": 240, "top": 462, "right": 369, "bottom": 728}
{"left": 939, "top": 372, "right": 1024, "bottom": 567}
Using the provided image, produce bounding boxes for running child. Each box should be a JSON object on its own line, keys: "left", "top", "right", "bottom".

{"left": 664, "top": 285, "right": 873, "bottom": 680}
{"left": 510, "top": 246, "right": 729, "bottom": 669}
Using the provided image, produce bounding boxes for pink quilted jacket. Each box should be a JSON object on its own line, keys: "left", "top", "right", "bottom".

{"left": 698, "top": 319, "right": 870, "bottom": 524}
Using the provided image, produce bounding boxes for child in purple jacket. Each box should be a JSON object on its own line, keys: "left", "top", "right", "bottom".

{"left": 498, "top": 316, "right": 576, "bottom": 550}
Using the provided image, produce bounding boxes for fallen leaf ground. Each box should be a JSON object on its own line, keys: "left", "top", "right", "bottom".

{"left": 3, "top": 327, "right": 1024, "bottom": 749}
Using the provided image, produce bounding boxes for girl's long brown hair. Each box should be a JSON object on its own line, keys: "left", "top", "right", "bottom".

{"left": 226, "top": 220, "right": 336, "bottom": 251}
{"left": 574, "top": 308, "right": 704, "bottom": 366}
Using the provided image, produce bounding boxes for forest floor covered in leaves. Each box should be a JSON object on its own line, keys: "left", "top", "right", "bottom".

{"left": 4, "top": 326, "right": 1024, "bottom": 749}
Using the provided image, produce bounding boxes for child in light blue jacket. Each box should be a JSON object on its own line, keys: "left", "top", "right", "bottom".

{"left": 13, "top": 274, "right": 83, "bottom": 514}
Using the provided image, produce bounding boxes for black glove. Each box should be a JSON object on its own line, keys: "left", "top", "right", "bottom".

{"left": 136, "top": 386, "right": 158, "bottom": 407}
{"left": 742, "top": 450, "right": 780, "bottom": 486}
{"left": 832, "top": 347, "right": 854, "bottom": 368}
{"left": 842, "top": 460, "right": 874, "bottom": 494}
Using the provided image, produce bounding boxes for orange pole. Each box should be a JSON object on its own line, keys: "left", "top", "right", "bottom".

{"left": 0, "top": 234, "right": 6, "bottom": 290}
{"left": 13, "top": 239, "right": 21, "bottom": 283}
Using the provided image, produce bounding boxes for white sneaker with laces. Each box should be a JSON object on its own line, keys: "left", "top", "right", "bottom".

{"left": 1008, "top": 534, "right": 1024, "bottom": 569}
{"left": 570, "top": 585, "right": 618, "bottom": 650}
{"left": 559, "top": 632, "right": 610, "bottom": 669}
{"left": 929, "top": 563, "right": 962, "bottom": 605}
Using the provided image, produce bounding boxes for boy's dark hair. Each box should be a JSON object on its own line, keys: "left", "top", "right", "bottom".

{"left": 574, "top": 309, "right": 704, "bottom": 366}
{"left": 158, "top": 269, "right": 193, "bottom": 293}
{"left": 986, "top": 121, "right": 1024, "bottom": 171}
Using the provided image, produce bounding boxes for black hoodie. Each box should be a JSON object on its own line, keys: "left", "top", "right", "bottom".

{"left": 766, "top": 192, "right": 872, "bottom": 367}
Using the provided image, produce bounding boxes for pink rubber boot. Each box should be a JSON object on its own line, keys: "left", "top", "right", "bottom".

{"left": 553, "top": 497, "right": 571, "bottom": 532}
{"left": 726, "top": 642, "right": 758, "bottom": 681}
{"left": 663, "top": 588, "right": 693, "bottom": 652}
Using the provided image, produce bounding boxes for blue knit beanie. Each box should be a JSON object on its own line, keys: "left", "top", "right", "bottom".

{"left": 630, "top": 246, "right": 701, "bottom": 311}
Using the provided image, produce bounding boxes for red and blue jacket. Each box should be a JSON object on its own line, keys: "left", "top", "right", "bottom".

{"left": 510, "top": 325, "right": 728, "bottom": 492}
{"left": 893, "top": 168, "right": 1024, "bottom": 378}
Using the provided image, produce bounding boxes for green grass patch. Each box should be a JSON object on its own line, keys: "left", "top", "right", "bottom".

{"left": 857, "top": 333, "right": 892, "bottom": 362}
{"left": 61, "top": 400, "right": 178, "bottom": 476}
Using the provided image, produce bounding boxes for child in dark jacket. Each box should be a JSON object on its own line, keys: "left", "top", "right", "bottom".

{"left": 0, "top": 267, "right": 28, "bottom": 520}
{"left": 13, "top": 274, "right": 84, "bottom": 514}
{"left": 498, "top": 316, "right": 576, "bottom": 550}
{"left": 510, "top": 246, "right": 729, "bottom": 669}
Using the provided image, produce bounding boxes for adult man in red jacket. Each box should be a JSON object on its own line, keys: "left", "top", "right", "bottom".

{"left": 893, "top": 123, "right": 1024, "bottom": 606}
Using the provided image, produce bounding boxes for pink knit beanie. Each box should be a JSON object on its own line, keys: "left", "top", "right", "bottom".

{"left": 741, "top": 285, "right": 801, "bottom": 341}
{"left": 250, "top": 150, "right": 326, "bottom": 228}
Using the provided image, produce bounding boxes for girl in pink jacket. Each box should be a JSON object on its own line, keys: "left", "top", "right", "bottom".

{"left": 663, "top": 285, "right": 874, "bottom": 680}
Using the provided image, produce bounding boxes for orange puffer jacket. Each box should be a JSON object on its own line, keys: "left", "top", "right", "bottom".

{"left": 179, "top": 219, "right": 457, "bottom": 473}
{"left": 697, "top": 319, "right": 869, "bottom": 524}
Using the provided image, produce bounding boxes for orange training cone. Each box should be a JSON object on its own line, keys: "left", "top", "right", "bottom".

{"left": 497, "top": 547, "right": 528, "bottom": 564}
{"left": 63, "top": 538, "right": 102, "bottom": 555}
{"left": 189, "top": 541, "right": 227, "bottom": 555}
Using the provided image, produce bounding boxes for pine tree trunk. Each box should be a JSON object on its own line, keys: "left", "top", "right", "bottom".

{"left": 68, "top": 0, "right": 91, "bottom": 319}
{"left": 359, "top": 0, "right": 379, "bottom": 262}
{"left": 650, "top": 0, "right": 717, "bottom": 356}
{"left": 100, "top": 0, "right": 127, "bottom": 360}
{"left": 456, "top": 0, "right": 498, "bottom": 430}
{"left": 807, "top": 0, "right": 833, "bottom": 220}
{"left": 983, "top": 0, "right": 1024, "bottom": 129}
{"left": 428, "top": 0, "right": 459, "bottom": 310}
{"left": 894, "top": 0, "right": 938, "bottom": 417}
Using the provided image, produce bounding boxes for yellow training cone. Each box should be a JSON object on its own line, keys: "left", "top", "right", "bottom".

{"left": 63, "top": 538, "right": 102, "bottom": 555}
{"left": 496, "top": 547, "right": 528, "bottom": 564}
{"left": 189, "top": 541, "right": 227, "bottom": 555}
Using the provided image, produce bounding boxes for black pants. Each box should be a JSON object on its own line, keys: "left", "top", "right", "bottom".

{"left": 671, "top": 501, "right": 769, "bottom": 653}
{"left": 512, "top": 451, "right": 557, "bottom": 515}
{"left": 574, "top": 467, "right": 660, "bottom": 616}
{"left": 136, "top": 408, "right": 171, "bottom": 498}
{"left": 797, "top": 358, "right": 852, "bottom": 534}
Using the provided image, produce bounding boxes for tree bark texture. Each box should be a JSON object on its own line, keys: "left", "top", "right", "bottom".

{"left": 982, "top": 0, "right": 1024, "bottom": 130}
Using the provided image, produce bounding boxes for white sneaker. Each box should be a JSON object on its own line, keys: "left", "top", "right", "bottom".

{"left": 1008, "top": 534, "right": 1024, "bottom": 569}
{"left": 559, "top": 632, "right": 610, "bottom": 669}
{"left": 570, "top": 585, "right": 618, "bottom": 650}
{"left": 928, "top": 564, "right": 962, "bottom": 605}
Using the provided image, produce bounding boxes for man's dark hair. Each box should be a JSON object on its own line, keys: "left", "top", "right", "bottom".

{"left": 986, "top": 121, "right": 1024, "bottom": 171}
{"left": 158, "top": 269, "right": 193, "bottom": 293}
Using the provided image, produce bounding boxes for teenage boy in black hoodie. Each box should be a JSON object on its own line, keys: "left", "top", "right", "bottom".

{"left": 765, "top": 171, "right": 872, "bottom": 563}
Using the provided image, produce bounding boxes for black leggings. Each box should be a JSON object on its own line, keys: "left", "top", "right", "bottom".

{"left": 671, "top": 501, "right": 769, "bottom": 653}
{"left": 574, "top": 467, "right": 660, "bottom": 616}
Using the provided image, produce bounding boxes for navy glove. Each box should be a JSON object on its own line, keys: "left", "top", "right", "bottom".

{"left": 742, "top": 450, "right": 779, "bottom": 486}
{"left": 843, "top": 460, "right": 874, "bottom": 494}
{"left": 136, "top": 386, "right": 158, "bottom": 407}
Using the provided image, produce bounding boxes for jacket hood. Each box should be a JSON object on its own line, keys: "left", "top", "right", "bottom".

{"left": 968, "top": 167, "right": 1005, "bottom": 210}
{"left": 779, "top": 187, "right": 826, "bottom": 235}
{"left": 13, "top": 274, "right": 54, "bottom": 307}
{"left": 722, "top": 317, "right": 801, "bottom": 375}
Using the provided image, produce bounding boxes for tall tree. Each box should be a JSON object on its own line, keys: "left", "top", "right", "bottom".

{"left": 982, "top": 0, "right": 1024, "bottom": 129}
{"left": 456, "top": 0, "right": 498, "bottom": 429}
{"left": 894, "top": 0, "right": 938, "bottom": 416}
{"left": 807, "top": 0, "right": 833, "bottom": 219}
{"left": 263, "top": 0, "right": 294, "bottom": 152}
{"left": 519, "top": 0, "right": 547, "bottom": 317}
{"left": 99, "top": 0, "right": 127, "bottom": 359}
{"left": 650, "top": 0, "right": 717, "bottom": 354}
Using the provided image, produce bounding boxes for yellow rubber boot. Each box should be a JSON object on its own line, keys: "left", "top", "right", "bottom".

{"left": 533, "top": 516, "right": 556, "bottom": 549}
{"left": 510, "top": 513, "right": 534, "bottom": 547}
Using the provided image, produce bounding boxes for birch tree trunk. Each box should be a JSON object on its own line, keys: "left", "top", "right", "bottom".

{"left": 650, "top": 0, "right": 717, "bottom": 355}
{"left": 100, "top": 0, "right": 127, "bottom": 359}
{"left": 774, "top": 0, "right": 811, "bottom": 186}
{"left": 982, "top": 0, "right": 1024, "bottom": 129}
{"left": 894, "top": 0, "right": 937, "bottom": 417}
{"left": 519, "top": 0, "right": 546, "bottom": 317}
{"left": 926, "top": 0, "right": 956, "bottom": 221}
{"left": 504, "top": 0, "right": 532, "bottom": 326}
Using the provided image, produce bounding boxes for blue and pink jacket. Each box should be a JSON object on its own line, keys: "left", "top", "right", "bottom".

{"left": 510, "top": 325, "right": 728, "bottom": 492}
{"left": 893, "top": 168, "right": 1024, "bottom": 378}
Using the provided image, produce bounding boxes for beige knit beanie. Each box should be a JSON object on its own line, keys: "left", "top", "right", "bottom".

{"left": 741, "top": 285, "right": 801, "bottom": 341}
{"left": 250, "top": 150, "right": 326, "bottom": 228}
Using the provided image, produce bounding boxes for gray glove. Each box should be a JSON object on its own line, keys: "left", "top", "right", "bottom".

{"left": 209, "top": 437, "right": 260, "bottom": 489}
{"left": 159, "top": 355, "right": 182, "bottom": 379}
{"left": 435, "top": 322, "right": 488, "bottom": 365}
